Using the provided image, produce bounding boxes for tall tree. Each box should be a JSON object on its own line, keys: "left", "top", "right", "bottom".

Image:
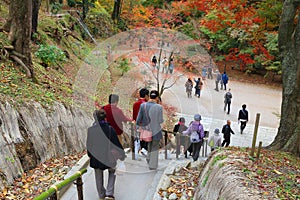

{"left": 4, "top": 0, "right": 34, "bottom": 79}
{"left": 112, "top": 0, "right": 122, "bottom": 22}
{"left": 32, "top": 0, "right": 41, "bottom": 33}
{"left": 268, "top": 0, "right": 300, "bottom": 157}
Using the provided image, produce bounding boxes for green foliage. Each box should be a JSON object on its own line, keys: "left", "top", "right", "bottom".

{"left": 141, "top": 0, "right": 164, "bottom": 9}
{"left": 35, "top": 45, "right": 66, "bottom": 67}
{"left": 67, "top": 0, "right": 77, "bottom": 7}
{"left": 211, "top": 154, "right": 227, "bottom": 166}
{"left": 256, "top": 0, "right": 283, "bottom": 30}
{"left": 50, "top": 2, "right": 62, "bottom": 14}
{"left": 177, "top": 23, "right": 199, "bottom": 40}
{"left": 265, "top": 32, "right": 279, "bottom": 56}
{"left": 117, "top": 58, "right": 130, "bottom": 76}
{"left": 85, "top": 11, "right": 117, "bottom": 37}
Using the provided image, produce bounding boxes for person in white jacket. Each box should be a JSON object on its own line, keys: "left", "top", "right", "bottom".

{"left": 208, "top": 128, "right": 222, "bottom": 152}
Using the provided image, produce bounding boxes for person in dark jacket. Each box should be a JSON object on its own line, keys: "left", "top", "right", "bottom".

{"left": 238, "top": 104, "right": 249, "bottom": 134}
{"left": 221, "top": 120, "right": 235, "bottom": 147}
{"left": 87, "top": 109, "right": 126, "bottom": 200}
{"left": 224, "top": 89, "right": 232, "bottom": 114}
{"left": 173, "top": 117, "right": 192, "bottom": 158}
{"left": 222, "top": 71, "right": 229, "bottom": 90}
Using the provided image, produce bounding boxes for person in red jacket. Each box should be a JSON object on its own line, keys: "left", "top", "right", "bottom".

{"left": 103, "top": 94, "right": 132, "bottom": 146}
{"left": 133, "top": 88, "right": 150, "bottom": 121}
{"left": 133, "top": 88, "right": 150, "bottom": 154}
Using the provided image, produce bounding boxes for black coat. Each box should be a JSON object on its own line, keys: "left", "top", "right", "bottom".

{"left": 238, "top": 109, "right": 248, "bottom": 121}
{"left": 221, "top": 124, "right": 235, "bottom": 140}
{"left": 87, "top": 121, "right": 125, "bottom": 170}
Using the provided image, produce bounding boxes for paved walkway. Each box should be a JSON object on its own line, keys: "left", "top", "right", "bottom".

{"left": 61, "top": 64, "right": 281, "bottom": 199}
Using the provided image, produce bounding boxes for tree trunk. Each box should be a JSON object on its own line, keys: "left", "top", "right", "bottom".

{"left": 112, "top": 0, "right": 122, "bottom": 22}
{"left": 268, "top": 0, "right": 300, "bottom": 157}
{"left": 32, "top": 0, "right": 41, "bottom": 33}
{"left": 5, "top": 0, "right": 34, "bottom": 79}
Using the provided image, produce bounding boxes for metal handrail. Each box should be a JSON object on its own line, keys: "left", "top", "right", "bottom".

{"left": 34, "top": 168, "right": 87, "bottom": 200}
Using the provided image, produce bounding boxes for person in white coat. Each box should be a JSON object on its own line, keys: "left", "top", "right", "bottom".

{"left": 208, "top": 128, "right": 222, "bottom": 152}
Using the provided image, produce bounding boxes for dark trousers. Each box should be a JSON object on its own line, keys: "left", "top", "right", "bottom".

{"left": 224, "top": 102, "right": 231, "bottom": 114}
{"left": 140, "top": 140, "right": 148, "bottom": 151}
{"left": 224, "top": 83, "right": 227, "bottom": 90}
{"left": 208, "top": 72, "right": 213, "bottom": 79}
{"left": 215, "top": 80, "right": 219, "bottom": 91}
{"left": 222, "top": 138, "right": 230, "bottom": 147}
{"left": 240, "top": 121, "right": 247, "bottom": 133}
{"left": 192, "top": 141, "right": 202, "bottom": 161}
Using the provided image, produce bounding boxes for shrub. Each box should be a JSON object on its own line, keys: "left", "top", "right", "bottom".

{"left": 35, "top": 44, "right": 66, "bottom": 67}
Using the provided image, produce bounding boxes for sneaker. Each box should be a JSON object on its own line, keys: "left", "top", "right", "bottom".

{"left": 141, "top": 148, "right": 148, "bottom": 156}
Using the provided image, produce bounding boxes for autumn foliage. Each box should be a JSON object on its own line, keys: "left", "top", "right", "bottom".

{"left": 112, "top": 0, "right": 282, "bottom": 74}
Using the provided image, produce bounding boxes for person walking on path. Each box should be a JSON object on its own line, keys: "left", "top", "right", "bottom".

{"left": 169, "top": 57, "right": 174, "bottom": 74}
{"left": 222, "top": 71, "right": 229, "bottom": 90}
{"left": 183, "top": 114, "right": 205, "bottom": 161}
{"left": 207, "top": 65, "right": 213, "bottom": 79}
{"left": 103, "top": 94, "right": 132, "bottom": 146}
{"left": 221, "top": 120, "right": 235, "bottom": 147}
{"left": 151, "top": 55, "right": 157, "bottom": 68}
{"left": 136, "top": 90, "right": 164, "bottom": 170}
{"left": 194, "top": 77, "right": 203, "bottom": 98}
{"left": 161, "top": 56, "right": 168, "bottom": 73}
{"left": 202, "top": 67, "right": 207, "bottom": 80}
{"left": 215, "top": 71, "right": 222, "bottom": 91}
{"left": 238, "top": 104, "right": 249, "bottom": 134}
{"left": 185, "top": 78, "right": 193, "bottom": 98}
{"left": 173, "top": 117, "right": 192, "bottom": 158}
{"left": 133, "top": 88, "right": 150, "bottom": 154}
{"left": 208, "top": 128, "right": 222, "bottom": 152}
{"left": 87, "top": 109, "right": 126, "bottom": 200}
{"left": 224, "top": 89, "right": 232, "bottom": 114}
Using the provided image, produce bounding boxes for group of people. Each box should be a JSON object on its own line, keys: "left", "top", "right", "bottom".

{"left": 173, "top": 104, "right": 249, "bottom": 158}
{"left": 151, "top": 55, "right": 174, "bottom": 74}
{"left": 85, "top": 65, "right": 250, "bottom": 199}
{"left": 87, "top": 88, "right": 164, "bottom": 199}
{"left": 185, "top": 77, "right": 204, "bottom": 98}
{"left": 215, "top": 71, "right": 229, "bottom": 91}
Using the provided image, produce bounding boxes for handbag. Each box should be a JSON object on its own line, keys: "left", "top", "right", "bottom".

{"left": 108, "top": 127, "right": 122, "bottom": 167}
{"left": 139, "top": 103, "right": 153, "bottom": 142}
{"left": 139, "top": 127, "right": 152, "bottom": 142}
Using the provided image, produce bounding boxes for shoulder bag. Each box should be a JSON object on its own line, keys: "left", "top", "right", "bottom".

{"left": 139, "top": 104, "right": 153, "bottom": 142}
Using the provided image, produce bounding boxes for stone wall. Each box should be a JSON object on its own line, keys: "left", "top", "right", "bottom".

{"left": 0, "top": 102, "right": 92, "bottom": 189}
{"left": 194, "top": 151, "right": 261, "bottom": 200}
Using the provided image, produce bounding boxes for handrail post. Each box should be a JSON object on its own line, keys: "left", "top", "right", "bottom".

{"left": 176, "top": 132, "right": 180, "bottom": 159}
{"left": 257, "top": 141, "right": 263, "bottom": 160}
{"left": 76, "top": 177, "right": 84, "bottom": 200}
{"left": 130, "top": 122, "right": 136, "bottom": 160}
{"left": 164, "top": 131, "right": 168, "bottom": 159}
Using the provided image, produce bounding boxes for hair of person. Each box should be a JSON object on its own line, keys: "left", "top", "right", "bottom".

{"left": 94, "top": 109, "right": 106, "bottom": 121}
{"left": 109, "top": 94, "right": 119, "bottom": 104}
{"left": 149, "top": 90, "right": 159, "bottom": 99}
{"left": 139, "top": 88, "right": 149, "bottom": 98}
{"left": 242, "top": 104, "right": 246, "bottom": 109}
